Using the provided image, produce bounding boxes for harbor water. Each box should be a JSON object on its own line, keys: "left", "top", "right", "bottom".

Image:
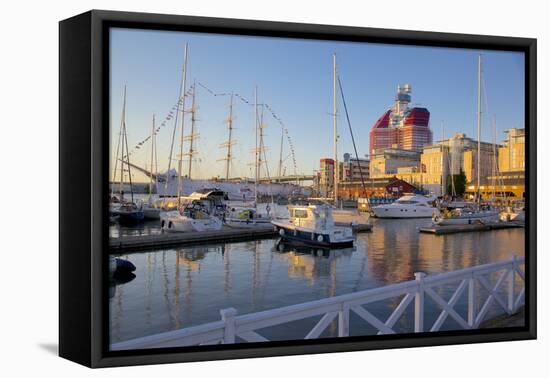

{"left": 109, "top": 216, "right": 525, "bottom": 345}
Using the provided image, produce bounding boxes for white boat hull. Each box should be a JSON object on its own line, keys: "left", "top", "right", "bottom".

{"left": 372, "top": 206, "right": 438, "bottom": 219}
{"left": 434, "top": 211, "right": 499, "bottom": 226}
{"left": 161, "top": 214, "right": 223, "bottom": 232}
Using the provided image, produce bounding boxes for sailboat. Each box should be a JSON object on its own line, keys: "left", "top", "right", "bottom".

{"left": 112, "top": 85, "right": 144, "bottom": 224}
{"left": 329, "top": 54, "right": 369, "bottom": 226}
{"left": 159, "top": 44, "right": 224, "bottom": 233}
{"left": 433, "top": 54, "right": 499, "bottom": 226}
{"left": 142, "top": 114, "right": 161, "bottom": 219}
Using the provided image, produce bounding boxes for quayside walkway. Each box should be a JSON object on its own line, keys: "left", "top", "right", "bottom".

{"left": 112, "top": 256, "right": 525, "bottom": 350}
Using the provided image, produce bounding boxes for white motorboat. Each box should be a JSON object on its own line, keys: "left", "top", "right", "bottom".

{"left": 432, "top": 206, "right": 499, "bottom": 226}
{"left": 371, "top": 195, "right": 439, "bottom": 219}
{"left": 161, "top": 189, "right": 226, "bottom": 232}
{"left": 271, "top": 204, "right": 354, "bottom": 248}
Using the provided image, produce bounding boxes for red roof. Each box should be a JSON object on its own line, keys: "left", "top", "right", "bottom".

{"left": 404, "top": 107, "right": 430, "bottom": 126}
{"left": 372, "top": 109, "right": 391, "bottom": 129}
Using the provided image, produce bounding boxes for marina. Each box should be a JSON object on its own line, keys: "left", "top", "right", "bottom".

{"left": 110, "top": 218, "right": 525, "bottom": 345}
{"left": 106, "top": 32, "right": 527, "bottom": 350}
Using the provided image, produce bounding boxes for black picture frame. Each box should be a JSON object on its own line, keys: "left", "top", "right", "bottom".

{"left": 59, "top": 9, "right": 537, "bottom": 368}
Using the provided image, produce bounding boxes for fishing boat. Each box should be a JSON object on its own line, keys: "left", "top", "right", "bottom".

{"left": 271, "top": 204, "right": 354, "bottom": 248}
{"left": 372, "top": 194, "right": 439, "bottom": 219}
{"left": 160, "top": 189, "right": 226, "bottom": 232}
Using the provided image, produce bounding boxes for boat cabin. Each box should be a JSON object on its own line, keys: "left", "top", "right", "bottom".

{"left": 288, "top": 204, "right": 335, "bottom": 231}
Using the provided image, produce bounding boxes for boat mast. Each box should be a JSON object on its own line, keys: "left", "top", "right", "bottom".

{"left": 477, "top": 53, "right": 482, "bottom": 203}
{"left": 119, "top": 85, "right": 127, "bottom": 199}
{"left": 187, "top": 80, "right": 198, "bottom": 179}
{"left": 278, "top": 126, "right": 284, "bottom": 182}
{"left": 224, "top": 94, "right": 235, "bottom": 180}
{"left": 177, "top": 44, "right": 189, "bottom": 208}
{"left": 121, "top": 87, "right": 134, "bottom": 204}
{"left": 333, "top": 53, "right": 339, "bottom": 206}
{"left": 254, "top": 86, "right": 259, "bottom": 204}
{"left": 149, "top": 114, "right": 156, "bottom": 199}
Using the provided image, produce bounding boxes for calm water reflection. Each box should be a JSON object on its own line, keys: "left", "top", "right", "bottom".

{"left": 110, "top": 218, "right": 525, "bottom": 344}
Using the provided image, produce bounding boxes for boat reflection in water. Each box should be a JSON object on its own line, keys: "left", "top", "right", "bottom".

{"left": 109, "top": 218, "right": 524, "bottom": 345}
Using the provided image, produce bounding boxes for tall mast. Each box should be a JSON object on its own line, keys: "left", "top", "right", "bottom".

{"left": 477, "top": 54, "right": 482, "bottom": 202}
{"left": 254, "top": 86, "right": 259, "bottom": 204}
{"left": 219, "top": 94, "right": 236, "bottom": 180}
{"left": 333, "top": 53, "right": 339, "bottom": 205}
{"left": 177, "top": 44, "right": 189, "bottom": 207}
{"left": 278, "top": 125, "right": 284, "bottom": 181}
{"left": 187, "top": 81, "right": 198, "bottom": 179}
{"left": 121, "top": 87, "right": 134, "bottom": 203}
{"left": 225, "top": 94, "right": 234, "bottom": 180}
{"left": 119, "top": 85, "right": 127, "bottom": 198}
{"left": 149, "top": 114, "right": 155, "bottom": 198}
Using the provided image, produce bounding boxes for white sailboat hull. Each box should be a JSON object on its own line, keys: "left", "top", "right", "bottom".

{"left": 161, "top": 213, "right": 223, "bottom": 232}
{"left": 433, "top": 211, "right": 499, "bottom": 226}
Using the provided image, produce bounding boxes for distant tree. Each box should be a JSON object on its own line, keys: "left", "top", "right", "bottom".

{"left": 447, "top": 170, "right": 467, "bottom": 197}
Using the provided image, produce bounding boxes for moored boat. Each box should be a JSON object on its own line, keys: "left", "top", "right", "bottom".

{"left": 372, "top": 195, "right": 439, "bottom": 219}
{"left": 271, "top": 204, "right": 354, "bottom": 248}
{"left": 432, "top": 206, "right": 499, "bottom": 225}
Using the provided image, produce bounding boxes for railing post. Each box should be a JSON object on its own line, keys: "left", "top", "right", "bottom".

{"left": 468, "top": 273, "right": 476, "bottom": 328}
{"left": 508, "top": 255, "right": 517, "bottom": 314}
{"left": 338, "top": 303, "right": 350, "bottom": 337}
{"left": 220, "top": 307, "right": 237, "bottom": 344}
{"left": 414, "top": 272, "right": 426, "bottom": 333}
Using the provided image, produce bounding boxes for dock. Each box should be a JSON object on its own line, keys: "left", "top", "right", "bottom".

{"left": 420, "top": 221, "right": 524, "bottom": 235}
{"left": 110, "top": 226, "right": 278, "bottom": 253}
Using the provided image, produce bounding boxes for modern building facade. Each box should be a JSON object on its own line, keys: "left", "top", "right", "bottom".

{"left": 340, "top": 153, "right": 370, "bottom": 182}
{"left": 499, "top": 128, "right": 525, "bottom": 173}
{"left": 319, "top": 158, "right": 335, "bottom": 197}
{"left": 370, "top": 148, "right": 421, "bottom": 178}
{"left": 369, "top": 84, "right": 433, "bottom": 155}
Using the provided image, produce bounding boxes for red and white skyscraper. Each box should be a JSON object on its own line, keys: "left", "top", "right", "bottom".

{"left": 369, "top": 84, "right": 432, "bottom": 155}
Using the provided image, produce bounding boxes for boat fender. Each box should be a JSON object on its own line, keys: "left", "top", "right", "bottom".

{"left": 317, "top": 235, "right": 324, "bottom": 242}
{"left": 279, "top": 228, "right": 285, "bottom": 236}
{"left": 113, "top": 258, "right": 136, "bottom": 280}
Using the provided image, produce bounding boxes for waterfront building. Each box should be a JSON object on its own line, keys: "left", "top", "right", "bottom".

{"left": 369, "top": 84, "right": 433, "bottom": 155}
{"left": 369, "top": 148, "right": 421, "bottom": 178}
{"left": 340, "top": 153, "right": 370, "bottom": 182}
{"left": 498, "top": 128, "right": 525, "bottom": 173}
{"left": 337, "top": 177, "right": 417, "bottom": 199}
{"left": 319, "top": 158, "right": 335, "bottom": 197}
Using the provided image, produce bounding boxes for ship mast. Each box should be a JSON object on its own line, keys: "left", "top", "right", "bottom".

{"left": 220, "top": 94, "right": 235, "bottom": 180}
{"left": 186, "top": 81, "right": 198, "bottom": 179}
{"left": 149, "top": 114, "right": 156, "bottom": 199}
{"left": 254, "top": 86, "right": 259, "bottom": 204}
{"left": 333, "top": 53, "right": 339, "bottom": 206}
{"left": 177, "top": 44, "right": 189, "bottom": 208}
{"left": 476, "top": 53, "right": 482, "bottom": 203}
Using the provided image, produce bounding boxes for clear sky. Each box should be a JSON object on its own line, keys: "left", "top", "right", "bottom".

{"left": 110, "top": 27, "right": 525, "bottom": 182}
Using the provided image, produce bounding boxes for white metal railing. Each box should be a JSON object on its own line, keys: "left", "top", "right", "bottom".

{"left": 111, "top": 255, "right": 525, "bottom": 350}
